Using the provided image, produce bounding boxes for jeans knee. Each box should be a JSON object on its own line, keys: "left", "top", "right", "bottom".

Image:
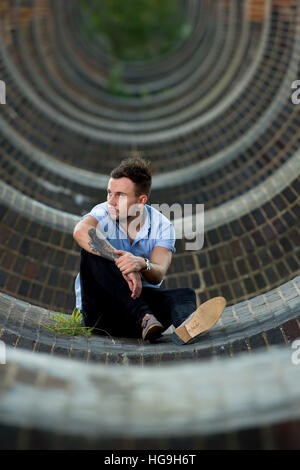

{"left": 185, "top": 287, "right": 195, "bottom": 296}
{"left": 81, "top": 249, "right": 128, "bottom": 287}
{"left": 81, "top": 249, "right": 111, "bottom": 269}
{"left": 80, "top": 248, "right": 95, "bottom": 266}
{"left": 81, "top": 248, "right": 102, "bottom": 261}
{"left": 178, "top": 287, "right": 196, "bottom": 301}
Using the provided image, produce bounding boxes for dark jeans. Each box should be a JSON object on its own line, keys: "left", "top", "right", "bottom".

{"left": 79, "top": 249, "right": 197, "bottom": 338}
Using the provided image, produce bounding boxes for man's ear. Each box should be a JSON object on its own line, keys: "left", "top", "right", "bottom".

{"left": 139, "top": 194, "right": 148, "bottom": 205}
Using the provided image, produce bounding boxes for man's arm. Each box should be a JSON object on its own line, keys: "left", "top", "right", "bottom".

{"left": 73, "top": 216, "right": 142, "bottom": 298}
{"left": 141, "top": 246, "right": 173, "bottom": 285}
{"left": 114, "top": 246, "right": 173, "bottom": 285}
{"left": 73, "top": 216, "right": 119, "bottom": 261}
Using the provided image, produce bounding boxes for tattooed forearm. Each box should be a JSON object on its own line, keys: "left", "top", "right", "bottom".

{"left": 88, "top": 228, "right": 120, "bottom": 261}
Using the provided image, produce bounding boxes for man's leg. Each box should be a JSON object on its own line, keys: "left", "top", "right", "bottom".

{"left": 141, "top": 287, "right": 226, "bottom": 345}
{"left": 80, "top": 266, "right": 141, "bottom": 338}
{"left": 79, "top": 249, "right": 160, "bottom": 337}
{"left": 140, "top": 287, "right": 197, "bottom": 329}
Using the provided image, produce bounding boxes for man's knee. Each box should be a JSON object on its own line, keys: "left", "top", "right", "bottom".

{"left": 182, "top": 287, "right": 195, "bottom": 296}
{"left": 81, "top": 249, "right": 113, "bottom": 269}
{"left": 80, "top": 248, "right": 126, "bottom": 283}
{"left": 172, "top": 287, "right": 196, "bottom": 302}
{"left": 80, "top": 248, "right": 104, "bottom": 262}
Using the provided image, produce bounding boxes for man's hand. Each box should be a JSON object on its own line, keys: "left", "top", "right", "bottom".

{"left": 114, "top": 250, "right": 145, "bottom": 275}
{"left": 122, "top": 272, "right": 142, "bottom": 299}
{"left": 114, "top": 250, "right": 143, "bottom": 298}
{"left": 115, "top": 246, "right": 173, "bottom": 285}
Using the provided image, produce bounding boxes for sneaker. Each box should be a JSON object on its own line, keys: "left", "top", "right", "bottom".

{"left": 172, "top": 297, "right": 226, "bottom": 345}
{"left": 141, "top": 314, "right": 164, "bottom": 342}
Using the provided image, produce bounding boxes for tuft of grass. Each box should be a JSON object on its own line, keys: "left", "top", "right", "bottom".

{"left": 46, "top": 308, "right": 94, "bottom": 336}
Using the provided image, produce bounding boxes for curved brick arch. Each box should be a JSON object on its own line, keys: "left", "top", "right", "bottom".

{"left": 0, "top": 0, "right": 300, "bottom": 450}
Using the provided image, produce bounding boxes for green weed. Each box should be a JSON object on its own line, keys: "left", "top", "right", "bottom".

{"left": 46, "top": 308, "right": 94, "bottom": 336}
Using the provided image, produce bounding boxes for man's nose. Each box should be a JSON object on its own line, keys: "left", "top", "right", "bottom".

{"left": 108, "top": 194, "right": 117, "bottom": 206}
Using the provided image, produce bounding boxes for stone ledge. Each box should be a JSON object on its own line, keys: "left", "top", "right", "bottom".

{"left": 0, "top": 343, "right": 300, "bottom": 449}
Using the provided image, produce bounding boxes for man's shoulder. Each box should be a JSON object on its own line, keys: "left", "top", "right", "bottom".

{"left": 90, "top": 201, "right": 108, "bottom": 211}
{"left": 82, "top": 201, "right": 108, "bottom": 220}
{"left": 147, "top": 204, "right": 174, "bottom": 227}
{"left": 146, "top": 204, "right": 176, "bottom": 249}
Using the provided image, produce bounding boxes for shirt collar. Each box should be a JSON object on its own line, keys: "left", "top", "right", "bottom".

{"left": 116, "top": 204, "right": 150, "bottom": 243}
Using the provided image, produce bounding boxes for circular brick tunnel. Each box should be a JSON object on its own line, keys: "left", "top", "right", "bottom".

{"left": 0, "top": 0, "right": 300, "bottom": 449}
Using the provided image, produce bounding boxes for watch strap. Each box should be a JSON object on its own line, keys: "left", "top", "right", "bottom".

{"left": 141, "top": 258, "right": 151, "bottom": 271}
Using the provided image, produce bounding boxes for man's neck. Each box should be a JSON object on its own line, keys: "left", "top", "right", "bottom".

{"left": 119, "top": 205, "right": 147, "bottom": 241}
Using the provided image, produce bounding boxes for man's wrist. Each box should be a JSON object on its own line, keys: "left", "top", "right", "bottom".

{"left": 140, "top": 257, "right": 151, "bottom": 272}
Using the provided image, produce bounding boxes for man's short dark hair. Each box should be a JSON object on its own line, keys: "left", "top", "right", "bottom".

{"left": 110, "top": 157, "right": 152, "bottom": 197}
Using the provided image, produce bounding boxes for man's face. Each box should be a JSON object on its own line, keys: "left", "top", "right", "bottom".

{"left": 107, "top": 177, "right": 145, "bottom": 221}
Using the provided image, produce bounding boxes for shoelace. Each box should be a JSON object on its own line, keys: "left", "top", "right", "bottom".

{"left": 142, "top": 314, "right": 153, "bottom": 328}
{"left": 142, "top": 317, "right": 150, "bottom": 328}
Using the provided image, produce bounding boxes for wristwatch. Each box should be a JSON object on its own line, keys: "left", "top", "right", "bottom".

{"left": 141, "top": 258, "right": 151, "bottom": 272}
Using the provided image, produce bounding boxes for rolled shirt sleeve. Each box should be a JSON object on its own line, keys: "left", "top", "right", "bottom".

{"left": 152, "top": 212, "right": 176, "bottom": 253}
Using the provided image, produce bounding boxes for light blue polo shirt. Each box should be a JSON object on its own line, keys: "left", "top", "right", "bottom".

{"left": 74, "top": 202, "right": 176, "bottom": 311}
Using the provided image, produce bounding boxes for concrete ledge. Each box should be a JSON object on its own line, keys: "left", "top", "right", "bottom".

{"left": 0, "top": 342, "right": 300, "bottom": 449}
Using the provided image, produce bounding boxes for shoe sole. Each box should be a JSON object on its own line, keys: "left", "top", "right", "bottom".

{"left": 173, "top": 296, "right": 226, "bottom": 344}
{"left": 143, "top": 323, "right": 164, "bottom": 342}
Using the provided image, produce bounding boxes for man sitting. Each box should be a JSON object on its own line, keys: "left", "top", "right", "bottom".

{"left": 73, "top": 158, "right": 225, "bottom": 344}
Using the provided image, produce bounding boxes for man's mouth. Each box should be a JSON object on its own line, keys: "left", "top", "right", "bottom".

{"left": 108, "top": 207, "right": 121, "bottom": 221}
